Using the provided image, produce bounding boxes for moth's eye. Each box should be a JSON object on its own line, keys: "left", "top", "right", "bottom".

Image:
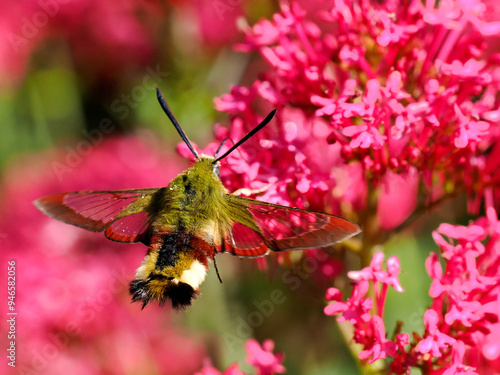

{"left": 213, "top": 164, "right": 220, "bottom": 177}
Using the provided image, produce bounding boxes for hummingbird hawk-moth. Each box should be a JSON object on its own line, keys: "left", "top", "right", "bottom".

{"left": 34, "top": 89, "right": 361, "bottom": 309}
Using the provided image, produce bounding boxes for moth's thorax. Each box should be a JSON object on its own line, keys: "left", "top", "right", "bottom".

{"left": 160, "top": 156, "right": 227, "bottom": 223}
{"left": 169, "top": 156, "right": 224, "bottom": 191}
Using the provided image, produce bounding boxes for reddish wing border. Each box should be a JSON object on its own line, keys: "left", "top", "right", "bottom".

{"left": 217, "top": 221, "right": 270, "bottom": 258}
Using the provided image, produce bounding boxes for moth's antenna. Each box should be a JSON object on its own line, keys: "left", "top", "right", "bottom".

{"left": 214, "top": 137, "right": 231, "bottom": 159}
{"left": 157, "top": 88, "right": 199, "bottom": 159}
{"left": 213, "top": 256, "right": 223, "bottom": 284}
{"left": 214, "top": 109, "right": 277, "bottom": 163}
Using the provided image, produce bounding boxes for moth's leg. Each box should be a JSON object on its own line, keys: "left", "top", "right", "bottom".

{"left": 231, "top": 184, "right": 271, "bottom": 197}
{"left": 212, "top": 255, "right": 223, "bottom": 284}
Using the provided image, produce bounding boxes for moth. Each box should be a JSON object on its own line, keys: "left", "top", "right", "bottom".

{"left": 34, "top": 89, "right": 361, "bottom": 309}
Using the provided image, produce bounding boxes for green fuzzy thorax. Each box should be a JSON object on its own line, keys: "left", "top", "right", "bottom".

{"left": 153, "top": 156, "right": 229, "bottom": 232}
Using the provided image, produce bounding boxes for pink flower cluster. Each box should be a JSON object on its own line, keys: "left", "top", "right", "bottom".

{"left": 420, "top": 189, "right": 500, "bottom": 373}
{"left": 325, "top": 189, "right": 500, "bottom": 373}
{"left": 175, "top": 1, "right": 500, "bottom": 373}
{"left": 196, "top": 339, "right": 285, "bottom": 375}
{"left": 324, "top": 253, "right": 407, "bottom": 368}
{"left": 200, "top": 0, "right": 500, "bottom": 230}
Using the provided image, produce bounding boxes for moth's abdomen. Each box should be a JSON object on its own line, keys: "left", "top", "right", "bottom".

{"left": 129, "top": 273, "right": 200, "bottom": 309}
{"left": 129, "top": 232, "right": 214, "bottom": 309}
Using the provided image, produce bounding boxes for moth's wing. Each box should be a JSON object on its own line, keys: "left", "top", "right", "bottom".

{"left": 217, "top": 220, "right": 271, "bottom": 257}
{"left": 34, "top": 188, "right": 164, "bottom": 243}
{"left": 217, "top": 195, "right": 361, "bottom": 257}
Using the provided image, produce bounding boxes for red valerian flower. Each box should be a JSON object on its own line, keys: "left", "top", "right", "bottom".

{"left": 246, "top": 339, "right": 285, "bottom": 375}
{"left": 197, "top": 0, "right": 500, "bottom": 234}
{"left": 325, "top": 253, "right": 406, "bottom": 365}
{"left": 324, "top": 282, "right": 372, "bottom": 324}
{"left": 420, "top": 188, "right": 500, "bottom": 373}
{"left": 326, "top": 188, "right": 500, "bottom": 373}
{"left": 196, "top": 339, "right": 285, "bottom": 375}
{"left": 358, "top": 316, "right": 397, "bottom": 364}
{"left": 416, "top": 309, "right": 456, "bottom": 358}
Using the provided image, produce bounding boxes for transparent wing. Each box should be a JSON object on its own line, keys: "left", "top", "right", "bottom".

{"left": 34, "top": 189, "right": 161, "bottom": 243}
{"left": 217, "top": 195, "right": 361, "bottom": 257}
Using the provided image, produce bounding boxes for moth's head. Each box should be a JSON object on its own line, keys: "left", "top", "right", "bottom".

{"left": 189, "top": 156, "right": 222, "bottom": 183}
{"left": 197, "top": 155, "right": 221, "bottom": 175}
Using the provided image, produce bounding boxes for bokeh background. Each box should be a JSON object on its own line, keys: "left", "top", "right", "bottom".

{"left": 1, "top": 0, "right": 493, "bottom": 374}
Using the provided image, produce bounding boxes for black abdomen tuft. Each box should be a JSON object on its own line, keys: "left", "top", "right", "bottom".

{"left": 129, "top": 277, "right": 199, "bottom": 310}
